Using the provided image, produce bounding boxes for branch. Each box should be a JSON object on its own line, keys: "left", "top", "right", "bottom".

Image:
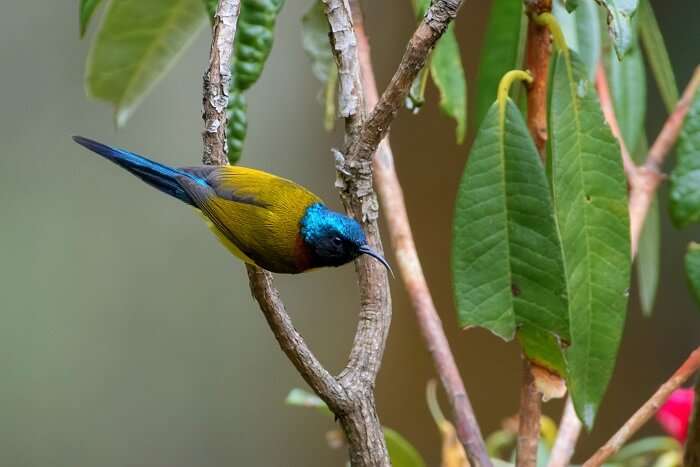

{"left": 517, "top": 360, "right": 542, "bottom": 467}
{"left": 201, "top": 0, "right": 240, "bottom": 165}
{"left": 594, "top": 62, "right": 636, "bottom": 177}
{"left": 583, "top": 347, "right": 700, "bottom": 467}
{"left": 202, "top": 1, "right": 392, "bottom": 465}
{"left": 350, "top": 4, "right": 492, "bottom": 467}
{"left": 547, "top": 398, "right": 582, "bottom": 467}
{"left": 524, "top": 0, "right": 552, "bottom": 157}
{"left": 628, "top": 66, "right": 700, "bottom": 256}
{"left": 346, "top": 0, "right": 465, "bottom": 164}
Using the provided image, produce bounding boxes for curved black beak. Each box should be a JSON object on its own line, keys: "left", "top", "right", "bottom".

{"left": 358, "top": 245, "right": 394, "bottom": 277}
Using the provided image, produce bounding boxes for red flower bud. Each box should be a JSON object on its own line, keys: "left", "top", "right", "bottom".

{"left": 655, "top": 388, "right": 695, "bottom": 443}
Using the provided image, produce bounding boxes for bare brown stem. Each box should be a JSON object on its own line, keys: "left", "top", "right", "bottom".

{"left": 351, "top": 4, "right": 492, "bottom": 467}
{"left": 595, "top": 62, "right": 636, "bottom": 176}
{"left": 628, "top": 66, "right": 700, "bottom": 257}
{"left": 547, "top": 398, "right": 582, "bottom": 467}
{"left": 524, "top": 0, "right": 552, "bottom": 158}
{"left": 583, "top": 347, "right": 700, "bottom": 467}
{"left": 517, "top": 360, "right": 542, "bottom": 467}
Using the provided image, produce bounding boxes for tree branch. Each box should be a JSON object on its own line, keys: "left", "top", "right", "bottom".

{"left": 524, "top": 0, "right": 552, "bottom": 158}
{"left": 346, "top": 0, "right": 465, "bottom": 164}
{"left": 583, "top": 347, "right": 700, "bottom": 467}
{"left": 350, "top": 4, "right": 492, "bottom": 467}
{"left": 517, "top": 360, "right": 543, "bottom": 467}
{"left": 547, "top": 398, "right": 582, "bottom": 467}
{"left": 628, "top": 66, "right": 700, "bottom": 256}
{"left": 201, "top": 0, "right": 393, "bottom": 465}
{"left": 201, "top": 0, "right": 240, "bottom": 165}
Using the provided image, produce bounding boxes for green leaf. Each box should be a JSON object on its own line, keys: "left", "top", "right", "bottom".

{"left": 475, "top": 0, "right": 525, "bottom": 126}
{"left": 669, "top": 88, "right": 700, "bottom": 228}
{"left": 638, "top": 0, "right": 678, "bottom": 112}
{"left": 285, "top": 388, "right": 327, "bottom": 409}
{"left": 564, "top": 0, "right": 579, "bottom": 12}
{"left": 79, "top": 0, "right": 104, "bottom": 37}
{"left": 452, "top": 97, "right": 569, "bottom": 364}
{"left": 638, "top": 194, "right": 659, "bottom": 316}
{"left": 85, "top": 0, "right": 207, "bottom": 126}
{"left": 553, "top": 0, "right": 601, "bottom": 81}
{"left": 234, "top": 0, "right": 285, "bottom": 92}
{"left": 688, "top": 244, "right": 700, "bottom": 308}
{"left": 384, "top": 428, "right": 427, "bottom": 467}
{"left": 549, "top": 49, "right": 631, "bottom": 428}
{"left": 202, "top": 0, "right": 218, "bottom": 20}
{"left": 430, "top": 25, "right": 467, "bottom": 144}
{"left": 606, "top": 38, "right": 646, "bottom": 152}
{"left": 609, "top": 437, "right": 681, "bottom": 463}
{"left": 633, "top": 134, "right": 660, "bottom": 316}
{"left": 226, "top": 91, "right": 248, "bottom": 164}
{"left": 594, "top": 0, "right": 639, "bottom": 60}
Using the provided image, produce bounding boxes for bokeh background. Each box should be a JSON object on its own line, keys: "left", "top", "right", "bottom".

{"left": 1, "top": 1, "right": 698, "bottom": 466}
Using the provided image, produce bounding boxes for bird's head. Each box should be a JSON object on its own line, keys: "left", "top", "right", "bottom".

{"left": 300, "top": 203, "right": 392, "bottom": 273}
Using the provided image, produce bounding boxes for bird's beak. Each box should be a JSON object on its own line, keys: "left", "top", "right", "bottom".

{"left": 358, "top": 245, "right": 394, "bottom": 277}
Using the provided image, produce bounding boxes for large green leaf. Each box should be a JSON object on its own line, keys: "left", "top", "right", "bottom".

{"left": 594, "top": 0, "right": 640, "bottom": 60}
{"left": 452, "top": 94, "right": 569, "bottom": 370}
{"left": 79, "top": 0, "right": 104, "bottom": 37}
{"left": 606, "top": 38, "right": 646, "bottom": 156}
{"left": 670, "top": 89, "right": 700, "bottom": 228}
{"left": 638, "top": 0, "right": 678, "bottom": 113}
{"left": 686, "top": 243, "right": 700, "bottom": 309}
{"left": 431, "top": 25, "right": 467, "bottom": 144}
{"left": 553, "top": 0, "right": 601, "bottom": 81}
{"left": 234, "top": 0, "right": 285, "bottom": 91}
{"left": 475, "top": 0, "right": 524, "bottom": 126}
{"left": 549, "top": 50, "right": 631, "bottom": 428}
{"left": 86, "top": 0, "right": 206, "bottom": 126}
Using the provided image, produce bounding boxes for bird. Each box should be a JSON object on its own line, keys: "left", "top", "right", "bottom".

{"left": 72, "top": 136, "right": 391, "bottom": 275}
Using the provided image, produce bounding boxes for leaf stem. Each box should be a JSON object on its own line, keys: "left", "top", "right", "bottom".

{"left": 497, "top": 69, "right": 533, "bottom": 126}
{"left": 533, "top": 12, "right": 568, "bottom": 55}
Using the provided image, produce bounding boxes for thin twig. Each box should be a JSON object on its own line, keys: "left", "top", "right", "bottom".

{"left": 517, "top": 360, "right": 542, "bottom": 467}
{"left": 350, "top": 4, "right": 492, "bottom": 467}
{"left": 628, "top": 65, "right": 700, "bottom": 257}
{"left": 547, "top": 398, "right": 582, "bottom": 467}
{"left": 201, "top": 0, "right": 240, "bottom": 165}
{"left": 583, "top": 347, "right": 700, "bottom": 467}
{"left": 594, "top": 62, "right": 636, "bottom": 177}
{"left": 346, "top": 0, "right": 465, "bottom": 164}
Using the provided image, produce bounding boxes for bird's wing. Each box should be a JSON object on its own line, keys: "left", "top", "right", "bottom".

{"left": 177, "top": 166, "right": 322, "bottom": 273}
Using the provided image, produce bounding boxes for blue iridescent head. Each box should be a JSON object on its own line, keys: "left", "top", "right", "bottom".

{"left": 300, "top": 203, "right": 392, "bottom": 273}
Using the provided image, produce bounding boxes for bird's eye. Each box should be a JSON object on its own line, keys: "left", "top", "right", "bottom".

{"left": 331, "top": 236, "right": 343, "bottom": 246}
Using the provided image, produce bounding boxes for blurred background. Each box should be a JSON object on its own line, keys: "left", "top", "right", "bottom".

{"left": 0, "top": 1, "right": 698, "bottom": 466}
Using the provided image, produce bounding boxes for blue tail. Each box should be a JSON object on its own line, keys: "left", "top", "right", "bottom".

{"left": 73, "top": 136, "right": 200, "bottom": 206}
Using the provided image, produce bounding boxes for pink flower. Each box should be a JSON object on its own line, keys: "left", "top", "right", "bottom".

{"left": 656, "top": 388, "right": 695, "bottom": 443}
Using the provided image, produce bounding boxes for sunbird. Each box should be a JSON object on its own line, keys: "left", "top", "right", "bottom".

{"left": 73, "top": 137, "right": 391, "bottom": 274}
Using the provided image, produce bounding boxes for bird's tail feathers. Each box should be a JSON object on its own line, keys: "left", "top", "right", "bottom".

{"left": 72, "top": 136, "right": 198, "bottom": 206}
